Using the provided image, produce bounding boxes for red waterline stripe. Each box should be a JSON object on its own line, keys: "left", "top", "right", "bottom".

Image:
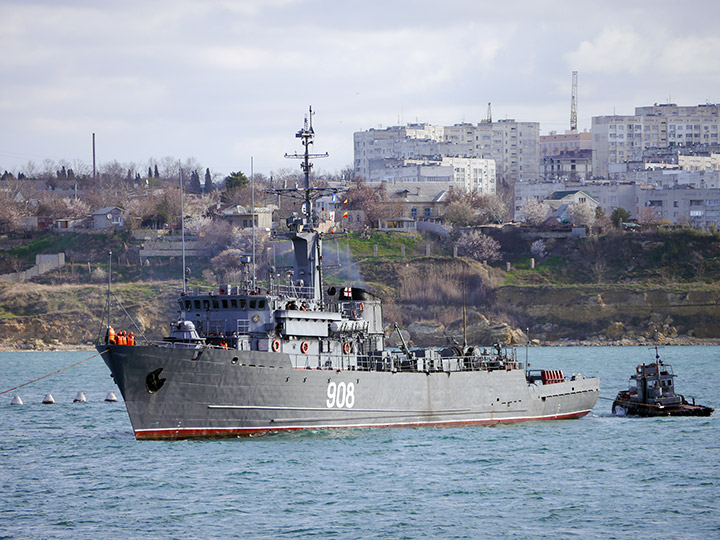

{"left": 134, "top": 409, "right": 592, "bottom": 440}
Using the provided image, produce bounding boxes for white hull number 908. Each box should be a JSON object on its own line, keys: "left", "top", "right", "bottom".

{"left": 326, "top": 381, "right": 355, "bottom": 408}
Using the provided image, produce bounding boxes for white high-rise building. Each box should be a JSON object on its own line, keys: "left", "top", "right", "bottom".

{"left": 440, "top": 156, "right": 496, "bottom": 194}
{"left": 592, "top": 103, "right": 720, "bottom": 179}
{"left": 354, "top": 118, "right": 539, "bottom": 189}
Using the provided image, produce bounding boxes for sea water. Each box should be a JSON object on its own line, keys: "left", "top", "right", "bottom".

{"left": 1, "top": 347, "right": 718, "bottom": 540}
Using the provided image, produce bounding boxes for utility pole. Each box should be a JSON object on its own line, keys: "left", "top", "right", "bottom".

{"left": 570, "top": 71, "right": 578, "bottom": 132}
{"left": 92, "top": 133, "right": 97, "bottom": 182}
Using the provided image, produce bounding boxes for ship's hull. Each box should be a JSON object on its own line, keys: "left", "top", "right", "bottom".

{"left": 99, "top": 344, "right": 600, "bottom": 440}
{"left": 612, "top": 392, "right": 714, "bottom": 417}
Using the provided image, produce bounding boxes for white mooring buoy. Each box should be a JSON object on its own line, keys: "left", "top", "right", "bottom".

{"left": 73, "top": 392, "right": 87, "bottom": 403}
{"left": 11, "top": 395, "right": 23, "bottom": 406}
{"left": 42, "top": 394, "right": 56, "bottom": 404}
{"left": 104, "top": 391, "right": 118, "bottom": 402}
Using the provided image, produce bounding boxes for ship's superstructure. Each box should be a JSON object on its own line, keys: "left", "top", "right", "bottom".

{"left": 98, "top": 109, "right": 599, "bottom": 439}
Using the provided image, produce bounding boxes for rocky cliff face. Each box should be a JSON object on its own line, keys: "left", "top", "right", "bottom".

{"left": 493, "top": 285, "right": 720, "bottom": 343}
{"left": 384, "top": 310, "right": 525, "bottom": 349}
{"left": 1, "top": 278, "right": 718, "bottom": 350}
{"left": 0, "top": 282, "right": 177, "bottom": 350}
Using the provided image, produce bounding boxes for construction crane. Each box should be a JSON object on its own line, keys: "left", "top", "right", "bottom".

{"left": 570, "top": 71, "right": 578, "bottom": 132}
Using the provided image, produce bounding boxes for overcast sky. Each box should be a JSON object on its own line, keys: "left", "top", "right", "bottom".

{"left": 1, "top": 0, "right": 718, "bottom": 178}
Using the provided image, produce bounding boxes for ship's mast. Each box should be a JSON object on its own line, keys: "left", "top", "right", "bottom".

{"left": 284, "top": 106, "right": 329, "bottom": 231}
{"left": 251, "top": 156, "right": 256, "bottom": 291}
{"left": 107, "top": 250, "right": 112, "bottom": 329}
{"left": 276, "top": 107, "right": 338, "bottom": 305}
{"left": 179, "top": 164, "right": 187, "bottom": 294}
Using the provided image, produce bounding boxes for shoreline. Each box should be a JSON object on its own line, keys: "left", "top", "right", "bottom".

{"left": 3, "top": 337, "right": 720, "bottom": 352}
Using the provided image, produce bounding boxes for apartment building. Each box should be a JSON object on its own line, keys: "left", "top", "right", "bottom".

{"left": 539, "top": 130, "right": 592, "bottom": 158}
{"left": 679, "top": 153, "right": 720, "bottom": 171}
{"left": 541, "top": 149, "right": 592, "bottom": 181}
{"left": 514, "top": 180, "right": 636, "bottom": 220}
{"left": 592, "top": 103, "right": 720, "bottom": 178}
{"left": 445, "top": 120, "right": 539, "bottom": 183}
{"left": 514, "top": 178, "right": 720, "bottom": 229}
{"left": 637, "top": 186, "right": 720, "bottom": 228}
{"left": 440, "top": 156, "right": 496, "bottom": 194}
{"left": 354, "top": 118, "right": 539, "bottom": 188}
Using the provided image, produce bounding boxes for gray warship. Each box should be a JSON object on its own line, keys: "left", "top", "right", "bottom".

{"left": 97, "top": 109, "right": 600, "bottom": 440}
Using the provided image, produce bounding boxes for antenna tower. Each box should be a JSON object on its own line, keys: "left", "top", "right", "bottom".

{"left": 570, "top": 71, "right": 578, "bottom": 132}
{"left": 482, "top": 102, "right": 492, "bottom": 123}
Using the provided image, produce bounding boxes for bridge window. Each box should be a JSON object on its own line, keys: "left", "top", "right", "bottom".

{"left": 239, "top": 299, "right": 247, "bottom": 310}
{"left": 194, "top": 300, "right": 201, "bottom": 310}
{"left": 222, "top": 299, "right": 228, "bottom": 309}
{"left": 203, "top": 299, "right": 210, "bottom": 310}
{"left": 249, "top": 299, "right": 257, "bottom": 310}
{"left": 212, "top": 299, "right": 219, "bottom": 309}
{"left": 230, "top": 299, "right": 237, "bottom": 309}
{"left": 185, "top": 300, "right": 192, "bottom": 310}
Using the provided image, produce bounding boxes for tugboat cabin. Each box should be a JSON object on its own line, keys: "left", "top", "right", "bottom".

{"left": 630, "top": 362, "right": 682, "bottom": 408}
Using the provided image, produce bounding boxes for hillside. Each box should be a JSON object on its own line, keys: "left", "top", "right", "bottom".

{"left": 0, "top": 281, "right": 179, "bottom": 350}
{"left": 1, "top": 228, "right": 719, "bottom": 349}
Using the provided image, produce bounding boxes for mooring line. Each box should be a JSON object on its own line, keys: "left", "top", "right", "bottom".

{"left": 598, "top": 395, "right": 664, "bottom": 409}
{"left": 0, "top": 350, "right": 107, "bottom": 396}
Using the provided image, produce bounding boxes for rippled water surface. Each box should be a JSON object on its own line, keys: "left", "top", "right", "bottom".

{"left": 1, "top": 347, "right": 719, "bottom": 539}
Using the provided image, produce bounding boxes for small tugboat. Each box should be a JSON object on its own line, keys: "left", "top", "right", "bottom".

{"left": 612, "top": 348, "right": 713, "bottom": 417}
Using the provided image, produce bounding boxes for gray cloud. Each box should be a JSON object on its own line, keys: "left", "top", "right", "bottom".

{"left": 1, "top": 0, "right": 717, "bottom": 177}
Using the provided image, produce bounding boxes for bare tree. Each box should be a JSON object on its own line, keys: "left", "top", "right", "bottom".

{"left": 345, "top": 180, "right": 390, "bottom": 227}
{"left": 160, "top": 156, "right": 180, "bottom": 179}
{"left": 0, "top": 190, "right": 23, "bottom": 232}
{"left": 22, "top": 160, "right": 38, "bottom": 178}
{"left": 638, "top": 206, "right": 661, "bottom": 225}
{"left": 590, "top": 260, "right": 608, "bottom": 283}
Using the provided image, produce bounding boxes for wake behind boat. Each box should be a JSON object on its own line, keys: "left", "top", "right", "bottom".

{"left": 97, "top": 109, "right": 599, "bottom": 440}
